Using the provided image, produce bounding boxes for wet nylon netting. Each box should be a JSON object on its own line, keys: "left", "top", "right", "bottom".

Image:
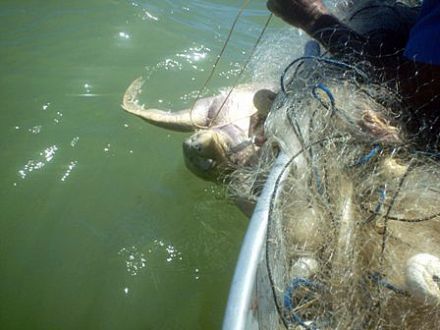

{"left": 228, "top": 1, "right": 440, "bottom": 329}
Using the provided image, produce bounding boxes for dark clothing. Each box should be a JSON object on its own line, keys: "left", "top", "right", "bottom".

{"left": 404, "top": 0, "right": 440, "bottom": 65}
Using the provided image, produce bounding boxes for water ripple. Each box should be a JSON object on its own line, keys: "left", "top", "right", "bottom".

{"left": 18, "top": 145, "right": 58, "bottom": 179}
{"left": 28, "top": 125, "right": 42, "bottom": 135}
{"left": 60, "top": 161, "right": 78, "bottom": 182}
{"left": 118, "top": 239, "right": 184, "bottom": 277}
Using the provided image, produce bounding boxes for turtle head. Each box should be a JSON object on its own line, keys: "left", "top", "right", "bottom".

{"left": 253, "top": 89, "right": 277, "bottom": 116}
{"left": 183, "top": 130, "right": 229, "bottom": 180}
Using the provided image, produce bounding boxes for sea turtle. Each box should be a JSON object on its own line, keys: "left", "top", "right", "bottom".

{"left": 122, "top": 77, "right": 276, "bottom": 180}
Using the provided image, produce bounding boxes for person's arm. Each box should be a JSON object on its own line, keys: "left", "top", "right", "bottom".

{"left": 267, "top": 1, "right": 440, "bottom": 122}
{"left": 267, "top": 0, "right": 368, "bottom": 58}
{"left": 266, "top": 0, "right": 328, "bottom": 32}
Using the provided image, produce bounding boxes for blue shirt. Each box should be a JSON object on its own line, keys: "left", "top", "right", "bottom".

{"left": 404, "top": 0, "right": 440, "bottom": 65}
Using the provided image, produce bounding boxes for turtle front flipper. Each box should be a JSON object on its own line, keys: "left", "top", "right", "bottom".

{"left": 122, "top": 77, "right": 203, "bottom": 132}
{"left": 249, "top": 89, "right": 277, "bottom": 145}
{"left": 253, "top": 89, "right": 276, "bottom": 117}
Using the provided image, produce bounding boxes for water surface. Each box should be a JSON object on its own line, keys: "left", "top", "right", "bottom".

{"left": 0, "top": 1, "right": 304, "bottom": 329}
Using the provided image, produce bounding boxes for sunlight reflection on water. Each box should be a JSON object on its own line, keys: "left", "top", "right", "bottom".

{"left": 0, "top": 0, "right": 307, "bottom": 328}
{"left": 118, "top": 239, "right": 185, "bottom": 277}
{"left": 18, "top": 145, "right": 58, "bottom": 179}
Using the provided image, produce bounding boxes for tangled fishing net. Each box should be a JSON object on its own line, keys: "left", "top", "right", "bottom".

{"left": 227, "top": 0, "right": 440, "bottom": 329}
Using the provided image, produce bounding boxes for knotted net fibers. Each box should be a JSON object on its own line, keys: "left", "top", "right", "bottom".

{"left": 321, "top": 0, "right": 439, "bottom": 147}
{"left": 227, "top": 1, "right": 440, "bottom": 329}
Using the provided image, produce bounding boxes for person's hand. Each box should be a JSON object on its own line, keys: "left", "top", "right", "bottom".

{"left": 266, "top": 0, "right": 328, "bottom": 32}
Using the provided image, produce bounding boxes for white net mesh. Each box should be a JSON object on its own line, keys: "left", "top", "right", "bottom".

{"left": 227, "top": 1, "right": 440, "bottom": 328}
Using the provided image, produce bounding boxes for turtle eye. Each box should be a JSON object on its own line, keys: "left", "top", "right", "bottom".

{"left": 198, "top": 158, "right": 214, "bottom": 170}
{"left": 195, "top": 144, "right": 202, "bottom": 152}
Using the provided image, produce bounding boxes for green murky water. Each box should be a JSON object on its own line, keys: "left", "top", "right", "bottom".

{"left": 0, "top": 1, "right": 304, "bottom": 329}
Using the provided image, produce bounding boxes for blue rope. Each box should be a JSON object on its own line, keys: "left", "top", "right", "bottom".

{"left": 283, "top": 278, "right": 321, "bottom": 330}
{"left": 312, "top": 167, "right": 325, "bottom": 196}
{"left": 281, "top": 56, "right": 369, "bottom": 95}
{"left": 312, "top": 83, "right": 336, "bottom": 109}
{"left": 364, "top": 186, "right": 387, "bottom": 224}
{"left": 374, "top": 187, "right": 387, "bottom": 214}
{"left": 368, "top": 272, "right": 409, "bottom": 296}
{"left": 353, "top": 144, "right": 382, "bottom": 166}
{"left": 308, "top": 83, "right": 336, "bottom": 197}
{"left": 412, "top": 150, "right": 440, "bottom": 159}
